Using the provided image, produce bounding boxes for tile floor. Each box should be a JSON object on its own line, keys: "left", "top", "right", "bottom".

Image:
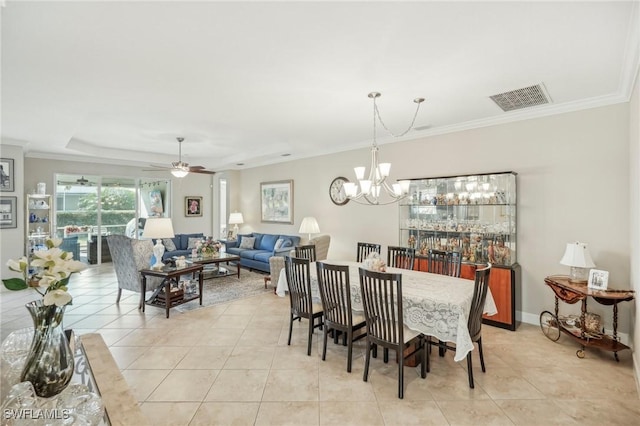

{"left": 1, "top": 264, "right": 639, "bottom": 425}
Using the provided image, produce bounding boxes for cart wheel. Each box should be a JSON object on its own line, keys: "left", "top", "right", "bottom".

{"left": 576, "top": 349, "right": 585, "bottom": 359}
{"left": 539, "top": 311, "right": 560, "bottom": 342}
{"left": 614, "top": 352, "right": 619, "bottom": 362}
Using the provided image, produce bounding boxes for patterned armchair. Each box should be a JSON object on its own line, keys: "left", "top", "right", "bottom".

{"left": 106, "top": 235, "right": 163, "bottom": 308}
{"left": 309, "top": 234, "right": 331, "bottom": 261}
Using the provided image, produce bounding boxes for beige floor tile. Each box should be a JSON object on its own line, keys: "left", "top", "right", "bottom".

{"left": 319, "top": 401, "right": 384, "bottom": 425}
{"left": 272, "top": 346, "right": 320, "bottom": 370}
{"left": 246, "top": 314, "right": 288, "bottom": 329}
{"left": 175, "top": 345, "right": 234, "bottom": 370}
{"left": 551, "top": 398, "right": 640, "bottom": 425}
{"left": 318, "top": 359, "right": 377, "bottom": 402}
{"left": 205, "top": 369, "right": 269, "bottom": 401}
{"left": 127, "top": 346, "right": 191, "bottom": 370}
{"left": 437, "top": 400, "right": 515, "bottom": 425}
{"left": 121, "top": 369, "right": 171, "bottom": 401}
{"left": 94, "top": 328, "right": 134, "bottom": 345}
{"left": 366, "top": 361, "right": 431, "bottom": 401}
{"left": 139, "top": 401, "right": 200, "bottom": 426}
{"left": 473, "top": 367, "right": 545, "bottom": 400}
{"left": 112, "top": 327, "right": 168, "bottom": 346}
{"left": 377, "top": 400, "right": 450, "bottom": 425}
{"left": 263, "top": 369, "right": 319, "bottom": 401}
{"left": 425, "top": 362, "right": 491, "bottom": 401}
{"left": 223, "top": 345, "right": 276, "bottom": 369}
{"left": 147, "top": 369, "right": 219, "bottom": 401}
{"left": 190, "top": 401, "right": 260, "bottom": 425}
{"left": 255, "top": 401, "right": 319, "bottom": 426}
{"left": 211, "top": 314, "right": 253, "bottom": 328}
{"left": 237, "top": 327, "right": 282, "bottom": 347}
{"left": 107, "top": 345, "right": 148, "bottom": 369}
{"left": 495, "top": 399, "right": 579, "bottom": 425}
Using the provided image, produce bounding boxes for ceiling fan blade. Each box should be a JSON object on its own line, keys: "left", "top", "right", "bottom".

{"left": 190, "top": 169, "right": 217, "bottom": 175}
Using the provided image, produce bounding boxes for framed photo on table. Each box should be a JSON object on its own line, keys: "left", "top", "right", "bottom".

{"left": 0, "top": 196, "right": 17, "bottom": 228}
{"left": 261, "top": 180, "right": 293, "bottom": 224}
{"left": 0, "top": 158, "right": 14, "bottom": 192}
{"left": 588, "top": 269, "right": 609, "bottom": 290}
{"left": 185, "top": 196, "right": 202, "bottom": 217}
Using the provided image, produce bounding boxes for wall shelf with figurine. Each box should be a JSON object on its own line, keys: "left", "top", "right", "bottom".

{"left": 399, "top": 171, "right": 520, "bottom": 330}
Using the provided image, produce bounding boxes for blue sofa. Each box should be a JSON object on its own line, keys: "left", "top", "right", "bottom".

{"left": 225, "top": 232, "right": 301, "bottom": 273}
{"left": 161, "top": 233, "right": 204, "bottom": 261}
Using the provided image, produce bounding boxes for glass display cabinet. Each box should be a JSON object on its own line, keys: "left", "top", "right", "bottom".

{"left": 399, "top": 171, "right": 520, "bottom": 330}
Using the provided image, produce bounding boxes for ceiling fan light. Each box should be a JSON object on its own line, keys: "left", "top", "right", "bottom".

{"left": 171, "top": 169, "right": 189, "bottom": 178}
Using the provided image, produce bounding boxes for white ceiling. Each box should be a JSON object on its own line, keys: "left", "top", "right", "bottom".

{"left": 2, "top": 1, "right": 639, "bottom": 172}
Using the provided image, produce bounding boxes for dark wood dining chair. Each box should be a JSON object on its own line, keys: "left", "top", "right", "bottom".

{"left": 316, "top": 262, "right": 367, "bottom": 372}
{"left": 295, "top": 244, "right": 317, "bottom": 262}
{"left": 428, "top": 263, "right": 492, "bottom": 388}
{"left": 285, "top": 256, "right": 323, "bottom": 356}
{"left": 356, "top": 242, "right": 382, "bottom": 262}
{"left": 387, "top": 246, "right": 416, "bottom": 270}
{"left": 359, "top": 268, "right": 427, "bottom": 399}
{"left": 427, "top": 249, "right": 462, "bottom": 278}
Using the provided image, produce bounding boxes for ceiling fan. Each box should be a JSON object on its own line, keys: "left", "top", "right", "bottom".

{"left": 57, "top": 176, "right": 92, "bottom": 186}
{"left": 144, "top": 137, "right": 216, "bottom": 177}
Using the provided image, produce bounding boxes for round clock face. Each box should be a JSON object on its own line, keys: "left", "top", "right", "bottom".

{"left": 329, "top": 176, "right": 350, "bottom": 206}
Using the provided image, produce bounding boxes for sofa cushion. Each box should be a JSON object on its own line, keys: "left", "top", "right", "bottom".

{"left": 253, "top": 251, "right": 274, "bottom": 263}
{"left": 225, "top": 247, "right": 243, "bottom": 256}
{"left": 239, "top": 236, "right": 256, "bottom": 249}
{"left": 239, "top": 249, "right": 265, "bottom": 260}
{"left": 163, "top": 238, "right": 177, "bottom": 251}
{"left": 252, "top": 233, "right": 264, "bottom": 249}
{"left": 259, "top": 234, "right": 278, "bottom": 251}
{"left": 179, "top": 233, "right": 204, "bottom": 250}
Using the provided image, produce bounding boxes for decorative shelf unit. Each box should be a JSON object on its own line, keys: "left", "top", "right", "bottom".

{"left": 26, "top": 194, "right": 53, "bottom": 274}
{"left": 399, "top": 171, "right": 520, "bottom": 330}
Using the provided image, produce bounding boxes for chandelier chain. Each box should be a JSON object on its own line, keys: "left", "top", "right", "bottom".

{"left": 373, "top": 98, "right": 424, "bottom": 140}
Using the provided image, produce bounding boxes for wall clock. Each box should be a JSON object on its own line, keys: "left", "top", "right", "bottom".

{"left": 329, "top": 176, "right": 350, "bottom": 206}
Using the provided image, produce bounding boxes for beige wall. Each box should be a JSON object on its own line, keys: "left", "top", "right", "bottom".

{"left": 629, "top": 66, "right": 640, "bottom": 384}
{"left": 239, "top": 103, "right": 631, "bottom": 333}
{"left": 0, "top": 143, "right": 25, "bottom": 266}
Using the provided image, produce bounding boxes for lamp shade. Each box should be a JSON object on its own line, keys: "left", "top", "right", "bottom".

{"left": 143, "top": 218, "right": 175, "bottom": 239}
{"left": 228, "top": 212, "right": 244, "bottom": 225}
{"left": 299, "top": 217, "right": 320, "bottom": 235}
{"left": 559, "top": 242, "right": 595, "bottom": 268}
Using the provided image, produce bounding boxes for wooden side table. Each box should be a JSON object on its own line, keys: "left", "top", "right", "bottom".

{"left": 140, "top": 264, "right": 204, "bottom": 318}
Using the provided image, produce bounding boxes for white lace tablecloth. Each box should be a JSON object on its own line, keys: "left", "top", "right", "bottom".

{"left": 276, "top": 260, "right": 498, "bottom": 362}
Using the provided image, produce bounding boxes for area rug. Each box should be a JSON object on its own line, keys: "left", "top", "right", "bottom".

{"left": 174, "top": 269, "right": 273, "bottom": 312}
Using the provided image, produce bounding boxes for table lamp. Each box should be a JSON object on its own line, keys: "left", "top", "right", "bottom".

{"left": 299, "top": 217, "right": 320, "bottom": 242}
{"left": 559, "top": 241, "right": 595, "bottom": 283}
{"left": 143, "top": 218, "right": 175, "bottom": 269}
{"left": 228, "top": 212, "right": 244, "bottom": 240}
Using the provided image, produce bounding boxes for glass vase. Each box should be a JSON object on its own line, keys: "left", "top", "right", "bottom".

{"left": 21, "top": 299, "right": 74, "bottom": 398}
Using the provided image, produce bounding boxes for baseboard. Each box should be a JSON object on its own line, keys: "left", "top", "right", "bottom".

{"left": 634, "top": 352, "right": 640, "bottom": 397}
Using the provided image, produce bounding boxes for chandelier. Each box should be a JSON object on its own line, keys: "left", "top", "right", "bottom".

{"left": 343, "top": 92, "right": 425, "bottom": 205}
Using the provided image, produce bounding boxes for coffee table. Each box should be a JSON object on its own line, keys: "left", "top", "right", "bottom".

{"left": 140, "top": 264, "right": 204, "bottom": 318}
{"left": 189, "top": 252, "right": 241, "bottom": 279}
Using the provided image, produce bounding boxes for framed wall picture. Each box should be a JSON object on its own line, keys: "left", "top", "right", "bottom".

{"left": 185, "top": 196, "right": 203, "bottom": 217}
{"left": 0, "top": 196, "right": 17, "bottom": 228}
{"left": 588, "top": 269, "right": 609, "bottom": 291}
{"left": 261, "top": 180, "right": 293, "bottom": 224}
{"left": 0, "top": 158, "right": 15, "bottom": 192}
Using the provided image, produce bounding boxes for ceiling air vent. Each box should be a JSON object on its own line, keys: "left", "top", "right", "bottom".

{"left": 489, "top": 83, "right": 551, "bottom": 112}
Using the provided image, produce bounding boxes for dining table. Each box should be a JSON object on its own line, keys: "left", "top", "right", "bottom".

{"left": 276, "top": 260, "right": 498, "bottom": 362}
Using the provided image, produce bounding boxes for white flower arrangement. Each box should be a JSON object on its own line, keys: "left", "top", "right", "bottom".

{"left": 3, "top": 238, "right": 86, "bottom": 306}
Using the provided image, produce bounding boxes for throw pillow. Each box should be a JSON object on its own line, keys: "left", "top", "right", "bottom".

{"left": 239, "top": 236, "right": 256, "bottom": 249}
{"left": 281, "top": 239, "right": 293, "bottom": 248}
{"left": 274, "top": 238, "right": 284, "bottom": 250}
{"left": 187, "top": 237, "right": 201, "bottom": 250}
{"left": 163, "top": 238, "right": 177, "bottom": 251}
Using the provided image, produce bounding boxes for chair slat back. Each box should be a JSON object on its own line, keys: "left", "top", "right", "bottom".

{"left": 295, "top": 244, "right": 317, "bottom": 262}
{"left": 427, "top": 249, "right": 449, "bottom": 275}
{"left": 448, "top": 251, "right": 462, "bottom": 278}
{"left": 358, "top": 268, "right": 404, "bottom": 346}
{"left": 316, "top": 262, "right": 352, "bottom": 328}
{"left": 357, "top": 242, "right": 382, "bottom": 262}
{"left": 468, "top": 263, "right": 492, "bottom": 341}
{"left": 387, "top": 246, "right": 415, "bottom": 270}
{"left": 285, "top": 257, "right": 314, "bottom": 317}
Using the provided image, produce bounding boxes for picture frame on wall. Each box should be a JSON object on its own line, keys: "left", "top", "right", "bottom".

{"left": 0, "top": 158, "right": 15, "bottom": 192}
{"left": 261, "top": 180, "right": 293, "bottom": 224}
{"left": 588, "top": 269, "right": 609, "bottom": 291}
{"left": 185, "top": 196, "right": 203, "bottom": 217}
{"left": 0, "top": 196, "right": 17, "bottom": 228}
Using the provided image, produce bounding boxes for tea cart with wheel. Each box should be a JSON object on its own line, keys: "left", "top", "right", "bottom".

{"left": 539, "top": 275, "right": 634, "bottom": 361}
